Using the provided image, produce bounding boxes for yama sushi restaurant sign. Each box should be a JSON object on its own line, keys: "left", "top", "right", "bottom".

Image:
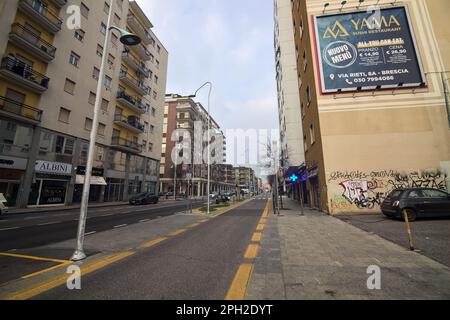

{"left": 313, "top": 6, "right": 426, "bottom": 93}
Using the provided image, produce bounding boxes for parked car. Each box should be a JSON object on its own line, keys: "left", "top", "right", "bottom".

{"left": 129, "top": 192, "right": 159, "bottom": 205}
{"left": 381, "top": 188, "right": 450, "bottom": 221}
{"left": 0, "top": 193, "right": 8, "bottom": 216}
{"left": 215, "top": 195, "right": 230, "bottom": 204}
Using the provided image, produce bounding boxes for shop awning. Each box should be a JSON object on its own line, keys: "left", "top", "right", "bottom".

{"left": 76, "top": 175, "right": 107, "bottom": 186}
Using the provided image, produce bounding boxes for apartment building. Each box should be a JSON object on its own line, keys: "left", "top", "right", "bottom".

{"left": 0, "top": 0, "right": 168, "bottom": 208}
{"left": 234, "top": 167, "right": 256, "bottom": 192}
{"left": 160, "top": 94, "right": 232, "bottom": 196}
{"left": 274, "top": 0, "right": 305, "bottom": 170}
{"left": 292, "top": 0, "right": 450, "bottom": 214}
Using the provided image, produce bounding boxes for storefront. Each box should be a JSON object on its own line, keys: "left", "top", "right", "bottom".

{"left": 28, "top": 160, "right": 72, "bottom": 206}
{"left": 0, "top": 155, "right": 28, "bottom": 207}
{"left": 73, "top": 166, "right": 107, "bottom": 203}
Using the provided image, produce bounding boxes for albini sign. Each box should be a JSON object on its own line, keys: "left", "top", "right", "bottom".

{"left": 313, "top": 6, "right": 426, "bottom": 93}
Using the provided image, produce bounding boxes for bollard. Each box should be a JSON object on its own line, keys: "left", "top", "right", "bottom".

{"left": 402, "top": 209, "right": 415, "bottom": 251}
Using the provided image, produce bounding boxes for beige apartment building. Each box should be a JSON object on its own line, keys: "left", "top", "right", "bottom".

{"left": 0, "top": 0, "right": 168, "bottom": 208}
{"left": 274, "top": 0, "right": 305, "bottom": 171}
{"left": 292, "top": 0, "right": 450, "bottom": 214}
{"left": 160, "top": 94, "right": 232, "bottom": 197}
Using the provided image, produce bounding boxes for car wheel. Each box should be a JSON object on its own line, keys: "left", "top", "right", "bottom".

{"left": 402, "top": 208, "right": 417, "bottom": 222}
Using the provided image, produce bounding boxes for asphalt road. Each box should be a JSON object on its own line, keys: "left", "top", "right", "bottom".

{"left": 34, "top": 199, "right": 267, "bottom": 300}
{"left": 0, "top": 200, "right": 203, "bottom": 252}
{"left": 338, "top": 214, "right": 450, "bottom": 267}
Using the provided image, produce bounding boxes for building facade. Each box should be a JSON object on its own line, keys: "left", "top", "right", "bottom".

{"left": 292, "top": 0, "right": 450, "bottom": 214}
{"left": 160, "top": 94, "right": 233, "bottom": 196}
{"left": 0, "top": 0, "right": 168, "bottom": 208}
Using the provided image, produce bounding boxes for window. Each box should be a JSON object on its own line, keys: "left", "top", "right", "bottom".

{"left": 55, "top": 136, "right": 74, "bottom": 155}
{"left": 157, "top": 45, "right": 161, "bottom": 54}
{"left": 310, "top": 124, "right": 315, "bottom": 145}
{"left": 154, "top": 75, "right": 158, "bottom": 84}
{"left": 85, "top": 118, "right": 93, "bottom": 131}
{"left": 92, "top": 67, "right": 100, "bottom": 80}
{"left": 97, "top": 44, "right": 103, "bottom": 57}
{"left": 150, "top": 125, "right": 154, "bottom": 134}
{"left": 104, "top": 75, "right": 112, "bottom": 90}
{"left": 98, "top": 123, "right": 106, "bottom": 136}
{"left": 108, "top": 54, "right": 115, "bottom": 68}
{"left": 303, "top": 135, "right": 308, "bottom": 151}
{"left": 306, "top": 85, "right": 312, "bottom": 106}
{"left": 88, "top": 92, "right": 96, "bottom": 105}
{"left": 64, "top": 78, "right": 76, "bottom": 94}
{"left": 301, "top": 102, "right": 304, "bottom": 118}
{"left": 153, "top": 91, "right": 157, "bottom": 100}
{"left": 156, "top": 60, "right": 160, "bottom": 68}
{"left": 75, "top": 29, "right": 85, "bottom": 42}
{"left": 58, "top": 108, "right": 70, "bottom": 123}
{"left": 303, "top": 50, "right": 307, "bottom": 71}
{"left": 149, "top": 143, "right": 153, "bottom": 152}
{"left": 113, "top": 13, "right": 121, "bottom": 26}
{"left": 80, "top": 2, "right": 89, "bottom": 19}
{"left": 104, "top": 2, "right": 110, "bottom": 14}
{"left": 151, "top": 107, "right": 156, "bottom": 116}
{"left": 408, "top": 190, "right": 423, "bottom": 198}
{"left": 422, "top": 189, "right": 448, "bottom": 198}
{"left": 100, "top": 22, "right": 107, "bottom": 35}
{"left": 101, "top": 98, "right": 109, "bottom": 111}
{"left": 69, "top": 51, "right": 80, "bottom": 67}
{"left": 111, "top": 33, "right": 118, "bottom": 46}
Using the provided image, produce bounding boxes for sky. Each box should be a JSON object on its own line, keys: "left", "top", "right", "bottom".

{"left": 136, "top": 0, "right": 279, "bottom": 132}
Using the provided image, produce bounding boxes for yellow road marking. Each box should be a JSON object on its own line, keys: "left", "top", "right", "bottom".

{"left": 244, "top": 244, "right": 259, "bottom": 259}
{"left": 225, "top": 264, "right": 254, "bottom": 300}
{"left": 21, "top": 262, "right": 72, "bottom": 280}
{"left": 2, "top": 251, "right": 135, "bottom": 300}
{"left": 168, "top": 229, "right": 187, "bottom": 237}
{"left": 256, "top": 224, "right": 265, "bottom": 231}
{"left": 0, "top": 253, "right": 71, "bottom": 264}
{"left": 187, "top": 222, "right": 201, "bottom": 229}
{"left": 251, "top": 232, "right": 262, "bottom": 242}
{"left": 138, "top": 237, "right": 167, "bottom": 249}
{"left": 259, "top": 218, "right": 267, "bottom": 224}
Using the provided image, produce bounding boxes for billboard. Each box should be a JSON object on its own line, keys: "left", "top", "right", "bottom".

{"left": 313, "top": 6, "right": 426, "bottom": 93}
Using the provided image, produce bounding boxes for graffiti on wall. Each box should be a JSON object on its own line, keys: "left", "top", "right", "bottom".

{"left": 329, "top": 170, "right": 448, "bottom": 211}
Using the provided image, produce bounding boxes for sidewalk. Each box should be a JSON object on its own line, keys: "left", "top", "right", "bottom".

{"left": 246, "top": 197, "right": 450, "bottom": 300}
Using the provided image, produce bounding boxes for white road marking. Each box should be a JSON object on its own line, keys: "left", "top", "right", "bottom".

{"left": 37, "top": 221, "right": 62, "bottom": 226}
{"left": 114, "top": 224, "right": 127, "bottom": 229}
{"left": 24, "top": 216, "right": 45, "bottom": 220}
{"left": 139, "top": 219, "right": 150, "bottom": 223}
{"left": 0, "top": 227, "right": 20, "bottom": 231}
{"left": 100, "top": 213, "right": 115, "bottom": 217}
{"left": 85, "top": 231, "right": 97, "bottom": 236}
{"left": 53, "top": 213, "right": 71, "bottom": 217}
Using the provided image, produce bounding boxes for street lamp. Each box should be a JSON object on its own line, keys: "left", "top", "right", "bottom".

{"left": 188, "top": 82, "right": 212, "bottom": 214}
{"left": 71, "top": 0, "right": 141, "bottom": 262}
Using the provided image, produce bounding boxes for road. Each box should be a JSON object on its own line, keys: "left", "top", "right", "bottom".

{"left": 0, "top": 200, "right": 203, "bottom": 252}
{"left": 32, "top": 199, "right": 267, "bottom": 300}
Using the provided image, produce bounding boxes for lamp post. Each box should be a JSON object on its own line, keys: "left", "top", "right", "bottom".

{"left": 188, "top": 82, "right": 212, "bottom": 214}
{"left": 71, "top": 0, "right": 141, "bottom": 261}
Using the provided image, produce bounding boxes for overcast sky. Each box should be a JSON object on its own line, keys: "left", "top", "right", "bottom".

{"left": 136, "top": 0, "right": 279, "bottom": 132}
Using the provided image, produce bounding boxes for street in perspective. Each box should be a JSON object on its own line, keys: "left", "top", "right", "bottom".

{"left": 0, "top": 0, "right": 450, "bottom": 309}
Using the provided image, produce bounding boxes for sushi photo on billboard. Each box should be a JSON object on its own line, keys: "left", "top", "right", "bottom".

{"left": 313, "top": 6, "right": 426, "bottom": 93}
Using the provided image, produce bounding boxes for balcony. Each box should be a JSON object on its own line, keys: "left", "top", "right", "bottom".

{"left": 0, "top": 95, "right": 42, "bottom": 124}
{"left": 127, "top": 14, "right": 151, "bottom": 45}
{"left": 116, "top": 91, "right": 146, "bottom": 114}
{"left": 119, "top": 70, "right": 149, "bottom": 96}
{"left": 8, "top": 23, "right": 56, "bottom": 63}
{"left": 114, "top": 114, "right": 145, "bottom": 134}
{"left": 49, "top": 0, "right": 67, "bottom": 8}
{"left": 0, "top": 57, "right": 50, "bottom": 94}
{"left": 111, "top": 136, "right": 142, "bottom": 154}
{"left": 18, "top": 0, "right": 63, "bottom": 34}
{"left": 122, "top": 51, "right": 150, "bottom": 78}
{"left": 130, "top": 43, "right": 151, "bottom": 61}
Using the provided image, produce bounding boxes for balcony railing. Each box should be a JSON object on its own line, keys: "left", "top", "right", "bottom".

{"left": 0, "top": 95, "right": 43, "bottom": 123}
{"left": 0, "top": 57, "right": 50, "bottom": 93}
{"left": 49, "top": 0, "right": 67, "bottom": 8}
{"left": 119, "top": 69, "right": 150, "bottom": 96}
{"left": 127, "top": 13, "right": 152, "bottom": 45}
{"left": 121, "top": 51, "right": 150, "bottom": 78}
{"left": 18, "top": 0, "right": 63, "bottom": 33}
{"left": 9, "top": 23, "right": 56, "bottom": 62}
{"left": 116, "top": 91, "right": 146, "bottom": 114}
{"left": 114, "top": 114, "right": 145, "bottom": 133}
{"left": 111, "top": 136, "right": 142, "bottom": 153}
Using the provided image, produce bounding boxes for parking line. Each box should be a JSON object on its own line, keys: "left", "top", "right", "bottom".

{"left": 168, "top": 229, "right": 187, "bottom": 237}
{"left": 251, "top": 232, "right": 262, "bottom": 242}
{"left": 244, "top": 244, "right": 260, "bottom": 259}
{"left": 0, "top": 252, "right": 71, "bottom": 264}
